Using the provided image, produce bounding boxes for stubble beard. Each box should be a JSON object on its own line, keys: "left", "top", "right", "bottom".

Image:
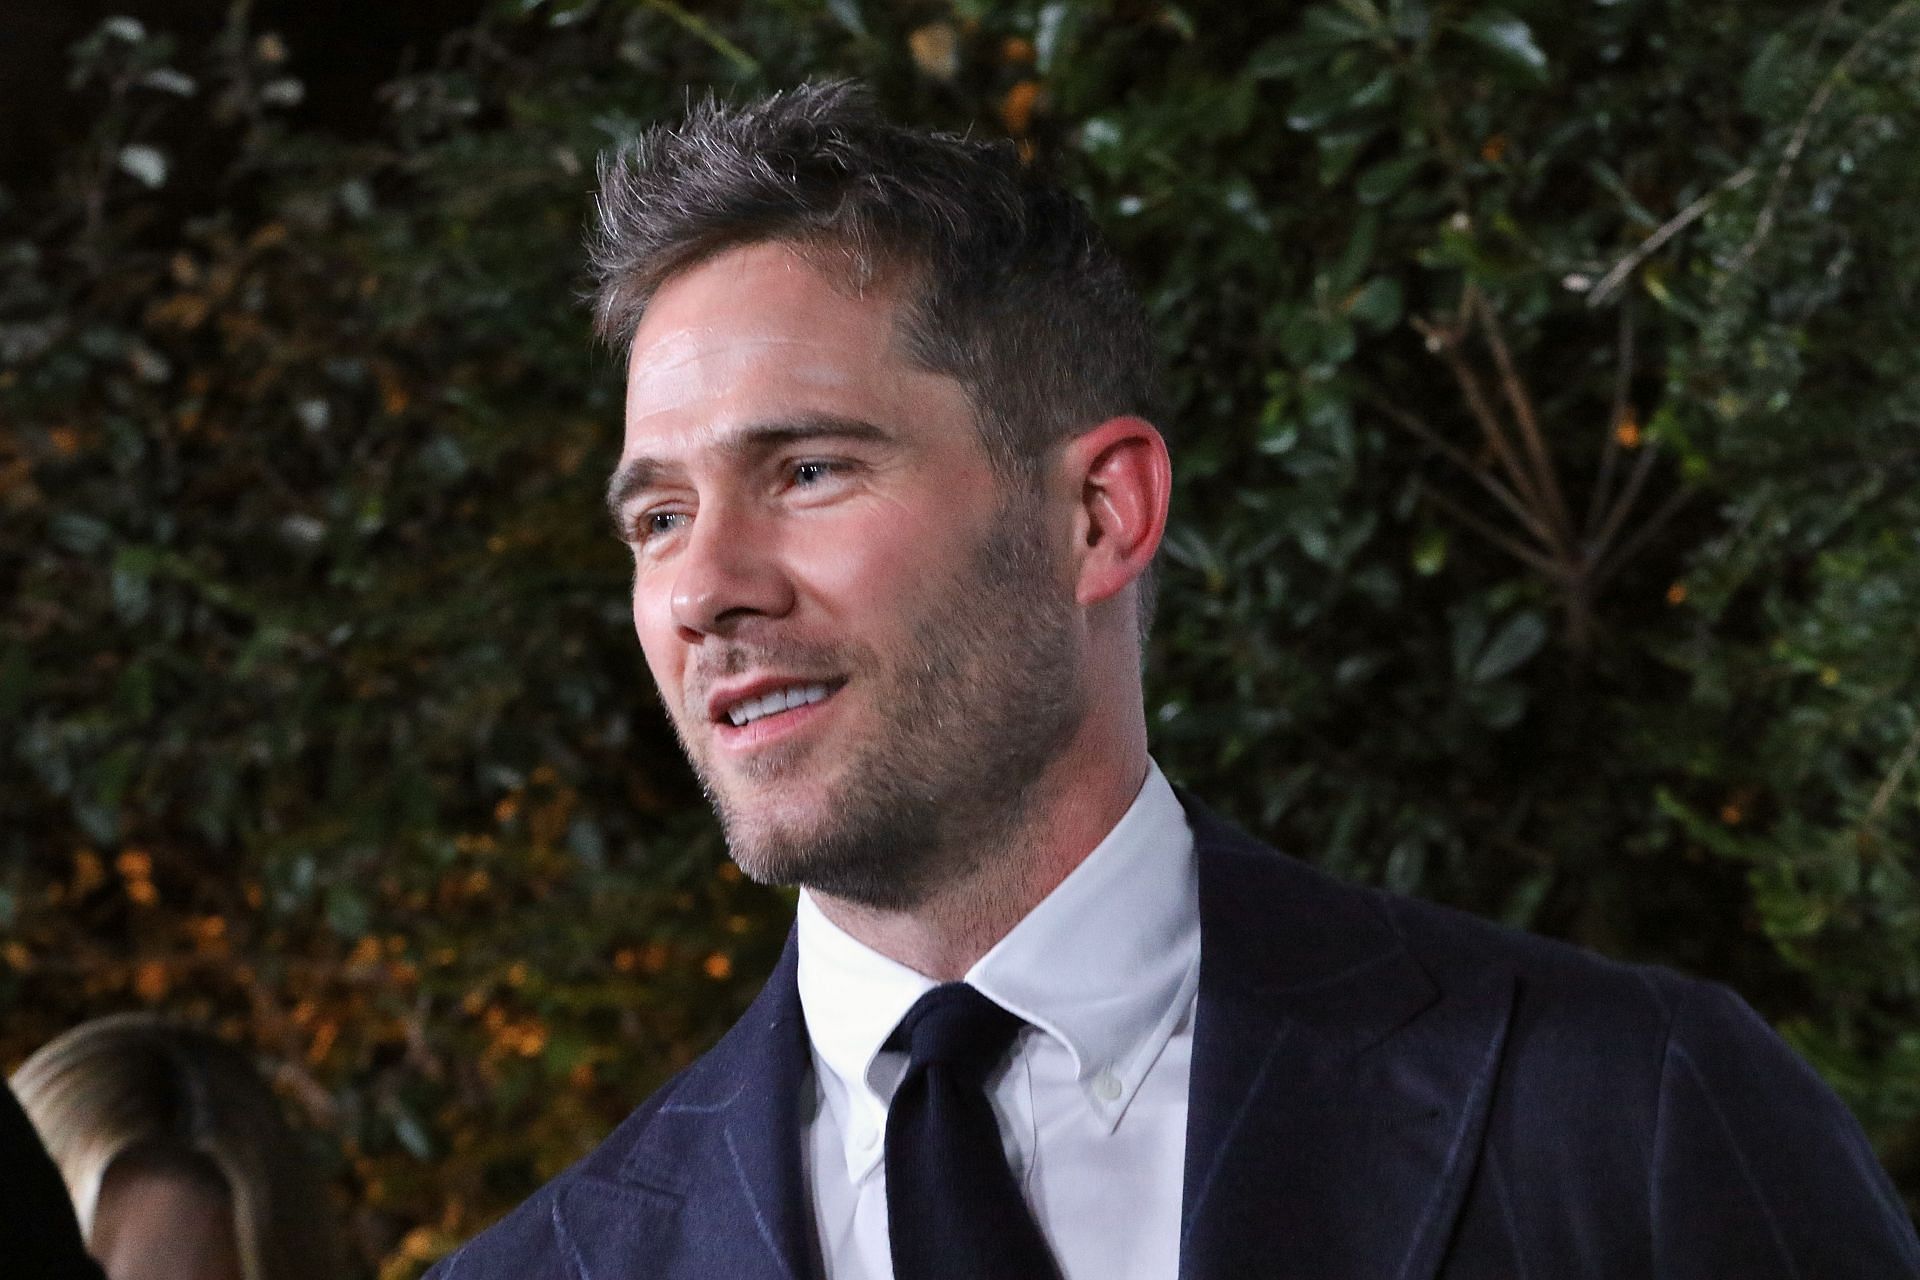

{"left": 675, "top": 496, "right": 1085, "bottom": 911}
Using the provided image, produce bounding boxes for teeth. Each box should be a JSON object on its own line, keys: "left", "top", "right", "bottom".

{"left": 726, "top": 682, "right": 832, "bottom": 727}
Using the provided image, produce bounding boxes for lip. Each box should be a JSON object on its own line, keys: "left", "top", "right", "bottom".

{"left": 704, "top": 674, "right": 846, "bottom": 725}
{"left": 710, "top": 682, "right": 844, "bottom": 752}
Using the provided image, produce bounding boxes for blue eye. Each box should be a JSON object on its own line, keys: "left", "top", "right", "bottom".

{"left": 629, "top": 510, "right": 686, "bottom": 544}
{"left": 792, "top": 461, "right": 834, "bottom": 486}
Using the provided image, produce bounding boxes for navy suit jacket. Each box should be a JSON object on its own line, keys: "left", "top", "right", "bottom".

{"left": 431, "top": 797, "right": 1920, "bottom": 1279}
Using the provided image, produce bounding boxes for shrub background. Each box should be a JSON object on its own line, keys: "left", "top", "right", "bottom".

{"left": 4, "top": 1, "right": 1917, "bottom": 1272}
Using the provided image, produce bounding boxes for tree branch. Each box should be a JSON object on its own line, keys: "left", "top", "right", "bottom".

{"left": 1865, "top": 716, "right": 1920, "bottom": 832}
{"left": 1366, "top": 395, "right": 1560, "bottom": 550}
{"left": 1590, "top": 439, "right": 1663, "bottom": 560}
{"left": 1587, "top": 167, "right": 1756, "bottom": 308}
{"left": 1420, "top": 485, "right": 1566, "bottom": 579}
{"left": 1593, "top": 485, "right": 1694, "bottom": 589}
{"left": 1415, "top": 316, "right": 1553, "bottom": 532}
{"left": 1468, "top": 286, "right": 1577, "bottom": 550}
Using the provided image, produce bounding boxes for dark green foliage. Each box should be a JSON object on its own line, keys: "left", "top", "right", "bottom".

{"left": 3, "top": 1, "right": 1916, "bottom": 1269}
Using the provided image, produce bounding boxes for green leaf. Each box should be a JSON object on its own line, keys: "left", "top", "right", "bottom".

{"left": 111, "top": 547, "right": 154, "bottom": 623}
{"left": 1741, "top": 32, "right": 1800, "bottom": 117}
{"left": 1449, "top": 607, "right": 1489, "bottom": 677}
{"left": 1412, "top": 526, "right": 1449, "bottom": 576}
{"left": 1384, "top": 836, "right": 1427, "bottom": 893}
{"left": 50, "top": 512, "right": 113, "bottom": 555}
{"left": 1286, "top": 70, "right": 1395, "bottom": 131}
{"left": 384, "top": 1098, "right": 437, "bottom": 1160}
{"left": 824, "top": 0, "right": 867, "bottom": 37}
{"left": 1333, "top": 0, "right": 1384, "bottom": 24}
{"left": 325, "top": 883, "right": 372, "bottom": 937}
{"left": 1306, "top": 5, "right": 1380, "bottom": 44}
{"left": 1246, "top": 38, "right": 1318, "bottom": 81}
{"left": 1457, "top": 12, "right": 1548, "bottom": 82}
{"left": 1328, "top": 209, "right": 1380, "bottom": 291}
{"left": 1035, "top": 3, "right": 1074, "bottom": 72}
{"left": 1472, "top": 612, "right": 1549, "bottom": 682}
{"left": 1390, "top": 0, "right": 1432, "bottom": 42}
{"left": 1501, "top": 871, "right": 1553, "bottom": 927}
{"left": 117, "top": 144, "right": 169, "bottom": 188}
{"left": 1316, "top": 129, "right": 1376, "bottom": 185}
{"left": 1346, "top": 276, "right": 1403, "bottom": 330}
{"left": 1470, "top": 681, "right": 1527, "bottom": 729}
{"left": 1160, "top": 524, "right": 1229, "bottom": 591}
{"left": 1355, "top": 152, "right": 1425, "bottom": 205}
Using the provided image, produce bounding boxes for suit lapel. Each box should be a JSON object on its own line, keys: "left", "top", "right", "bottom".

{"left": 1178, "top": 798, "right": 1514, "bottom": 1280}
{"left": 544, "top": 800, "right": 1512, "bottom": 1280}
{"left": 554, "top": 936, "right": 820, "bottom": 1280}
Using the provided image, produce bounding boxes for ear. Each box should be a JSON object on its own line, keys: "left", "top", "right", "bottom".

{"left": 1061, "top": 416, "right": 1171, "bottom": 609}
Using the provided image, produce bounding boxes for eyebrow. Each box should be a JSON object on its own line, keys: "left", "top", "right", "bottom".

{"left": 604, "top": 415, "right": 895, "bottom": 530}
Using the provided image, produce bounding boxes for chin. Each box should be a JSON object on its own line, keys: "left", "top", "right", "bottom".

{"left": 718, "top": 792, "right": 921, "bottom": 906}
{"left": 716, "top": 791, "right": 837, "bottom": 876}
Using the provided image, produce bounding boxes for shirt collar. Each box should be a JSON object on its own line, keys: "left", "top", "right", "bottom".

{"left": 967, "top": 760, "right": 1198, "bottom": 1128}
{"left": 796, "top": 759, "right": 1199, "bottom": 1145}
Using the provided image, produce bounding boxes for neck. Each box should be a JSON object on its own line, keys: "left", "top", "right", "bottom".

{"left": 810, "top": 719, "right": 1149, "bottom": 981}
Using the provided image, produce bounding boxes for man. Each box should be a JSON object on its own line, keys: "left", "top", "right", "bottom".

{"left": 431, "top": 82, "right": 1919, "bottom": 1279}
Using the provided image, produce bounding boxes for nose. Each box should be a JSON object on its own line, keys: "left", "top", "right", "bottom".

{"left": 667, "top": 501, "right": 796, "bottom": 637}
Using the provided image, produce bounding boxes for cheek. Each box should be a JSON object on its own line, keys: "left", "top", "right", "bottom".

{"left": 790, "top": 499, "right": 972, "bottom": 633}
{"left": 630, "top": 572, "right": 682, "bottom": 683}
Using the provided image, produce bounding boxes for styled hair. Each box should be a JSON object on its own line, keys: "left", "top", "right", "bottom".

{"left": 10, "top": 1014, "right": 345, "bottom": 1280}
{"left": 589, "top": 79, "right": 1163, "bottom": 480}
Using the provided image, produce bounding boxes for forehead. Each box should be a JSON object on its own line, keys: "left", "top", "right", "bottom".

{"left": 621, "top": 242, "right": 972, "bottom": 459}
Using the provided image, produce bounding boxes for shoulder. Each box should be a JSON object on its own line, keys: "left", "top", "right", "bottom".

{"left": 426, "top": 935, "right": 808, "bottom": 1280}
{"left": 1188, "top": 790, "right": 1698, "bottom": 1042}
{"left": 1358, "top": 861, "right": 1917, "bottom": 1269}
{"left": 1187, "top": 790, "right": 1779, "bottom": 1115}
{"left": 1191, "top": 798, "right": 1919, "bottom": 1268}
{"left": 1369, "top": 871, "right": 1699, "bottom": 1038}
{"left": 1364, "top": 876, "right": 1749, "bottom": 1151}
{"left": 1327, "top": 856, "right": 1820, "bottom": 1090}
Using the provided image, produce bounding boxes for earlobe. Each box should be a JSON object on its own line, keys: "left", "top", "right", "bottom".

{"left": 1066, "top": 416, "right": 1171, "bottom": 608}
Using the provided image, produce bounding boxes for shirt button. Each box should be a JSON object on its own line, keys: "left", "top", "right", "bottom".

{"left": 856, "top": 1126, "right": 880, "bottom": 1151}
{"left": 1092, "top": 1071, "right": 1122, "bottom": 1102}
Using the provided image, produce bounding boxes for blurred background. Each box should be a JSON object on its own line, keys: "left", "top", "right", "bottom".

{"left": 3, "top": 0, "right": 1917, "bottom": 1273}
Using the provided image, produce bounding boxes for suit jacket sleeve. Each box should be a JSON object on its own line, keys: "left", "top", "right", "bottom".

{"left": 1, "top": 1078, "right": 106, "bottom": 1280}
{"left": 1649, "top": 979, "right": 1920, "bottom": 1276}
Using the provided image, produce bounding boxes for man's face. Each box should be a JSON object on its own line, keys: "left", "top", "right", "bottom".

{"left": 612, "top": 242, "right": 1085, "bottom": 908}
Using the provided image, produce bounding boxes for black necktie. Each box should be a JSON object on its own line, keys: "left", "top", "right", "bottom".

{"left": 884, "top": 982, "right": 1063, "bottom": 1280}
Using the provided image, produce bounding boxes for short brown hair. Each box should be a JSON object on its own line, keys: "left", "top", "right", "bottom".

{"left": 589, "top": 80, "right": 1162, "bottom": 480}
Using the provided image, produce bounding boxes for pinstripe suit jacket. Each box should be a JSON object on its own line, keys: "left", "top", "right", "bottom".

{"left": 430, "top": 795, "right": 1920, "bottom": 1279}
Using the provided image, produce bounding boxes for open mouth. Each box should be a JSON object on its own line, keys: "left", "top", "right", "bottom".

{"left": 719, "top": 680, "right": 845, "bottom": 728}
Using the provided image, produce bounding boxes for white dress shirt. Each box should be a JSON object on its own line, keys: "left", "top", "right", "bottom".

{"left": 795, "top": 760, "right": 1201, "bottom": 1280}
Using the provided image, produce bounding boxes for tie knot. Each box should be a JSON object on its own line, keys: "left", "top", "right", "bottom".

{"left": 892, "top": 983, "right": 1025, "bottom": 1086}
